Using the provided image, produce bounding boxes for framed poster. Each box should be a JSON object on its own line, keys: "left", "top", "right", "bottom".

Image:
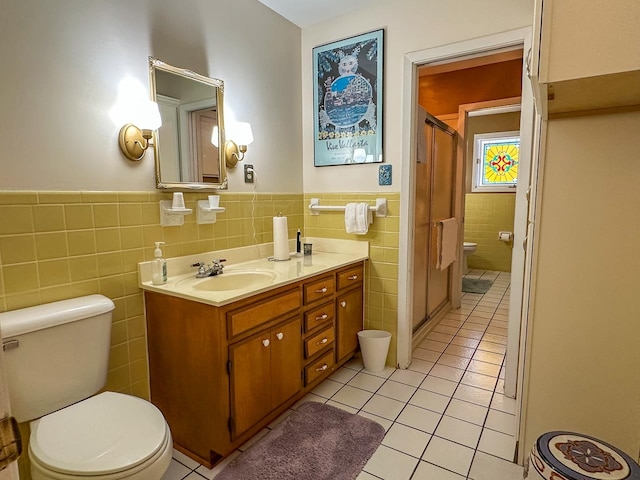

{"left": 313, "top": 29, "right": 384, "bottom": 167}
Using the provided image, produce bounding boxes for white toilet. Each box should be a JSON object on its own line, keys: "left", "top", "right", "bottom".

{"left": 0, "top": 295, "right": 172, "bottom": 480}
{"left": 462, "top": 242, "right": 477, "bottom": 274}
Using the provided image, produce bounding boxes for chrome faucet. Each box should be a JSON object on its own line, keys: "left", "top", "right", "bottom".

{"left": 191, "top": 259, "right": 226, "bottom": 278}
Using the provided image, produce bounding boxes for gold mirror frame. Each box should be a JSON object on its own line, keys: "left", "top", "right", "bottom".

{"left": 149, "top": 57, "right": 228, "bottom": 191}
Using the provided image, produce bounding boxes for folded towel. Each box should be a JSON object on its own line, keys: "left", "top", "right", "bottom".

{"left": 345, "top": 202, "right": 372, "bottom": 235}
{"left": 436, "top": 217, "right": 458, "bottom": 270}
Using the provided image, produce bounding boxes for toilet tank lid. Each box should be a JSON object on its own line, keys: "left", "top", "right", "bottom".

{"left": 0, "top": 295, "right": 114, "bottom": 338}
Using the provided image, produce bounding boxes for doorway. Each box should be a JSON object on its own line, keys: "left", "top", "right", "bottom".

{"left": 398, "top": 28, "right": 538, "bottom": 424}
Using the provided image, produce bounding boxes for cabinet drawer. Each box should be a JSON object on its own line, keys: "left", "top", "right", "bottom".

{"left": 227, "top": 289, "right": 301, "bottom": 338}
{"left": 303, "top": 276, "right": 335, "bottom": 304}
{"left": 337, "top": 264, "right": 364, "bottom": 290}
{"left": 305, "top": 326, "right": 335, "bottom": 358}
{"left": 304, "top": 302, "right": 335, "bottom": 332}
{"left": 305, "top": 350, "right": 335, "bottom": 385}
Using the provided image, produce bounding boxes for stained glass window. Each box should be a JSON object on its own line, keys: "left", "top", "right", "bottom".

{"left": 472, "top": 132, "right": 519, "bottom": 192}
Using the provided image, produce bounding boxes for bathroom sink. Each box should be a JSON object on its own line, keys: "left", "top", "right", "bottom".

{"left": 178, "top": 270, "right": 277, "bottom": 292}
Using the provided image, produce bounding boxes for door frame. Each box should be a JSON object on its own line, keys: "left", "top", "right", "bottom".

{"left": 397, "top": 27, "right": 536, "bottom": 409}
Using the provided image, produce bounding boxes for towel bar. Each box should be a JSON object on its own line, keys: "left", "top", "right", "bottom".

{"left": 308, "top": 198, "right": 387, "bottom": 217}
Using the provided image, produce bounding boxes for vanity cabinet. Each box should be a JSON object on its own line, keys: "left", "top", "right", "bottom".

{"left": 144, "top": 260, "right": 365, "bottom": 468}
{"left": 530, "top": 0, "right": 640, "bottom": 116}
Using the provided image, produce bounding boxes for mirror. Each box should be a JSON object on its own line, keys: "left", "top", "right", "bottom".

{"left": 150, "top": 57, "right": 227, "bottom": 191}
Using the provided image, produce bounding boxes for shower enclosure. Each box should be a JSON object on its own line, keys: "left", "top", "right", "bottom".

{"left": 412, "top": 110, "right": 458, "bottom": 334}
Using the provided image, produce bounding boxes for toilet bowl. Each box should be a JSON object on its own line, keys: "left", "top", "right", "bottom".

{"left": 0, "top": 295, "right": 172, "bottom": 479}
{"left": 463, "top": 242, "right": 477, "bottom": 274}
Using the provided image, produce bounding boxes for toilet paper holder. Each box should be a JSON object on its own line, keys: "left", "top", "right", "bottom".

{"left": 498, "top": 231, "right": 513, "bottom": 242}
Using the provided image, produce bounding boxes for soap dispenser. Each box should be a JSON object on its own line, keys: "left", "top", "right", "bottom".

{"left": 152, "top": 242, "right": 167, "bottom": 285}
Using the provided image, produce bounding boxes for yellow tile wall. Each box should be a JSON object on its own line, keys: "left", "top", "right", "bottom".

{"left": 0, "top": 191, "right": 304, "bottom": 400}
{"left": 304, "top": 193, "right": 400, "bottom": 366}
{"left": 463, "top": 193, "right": 515, "bottom": 272}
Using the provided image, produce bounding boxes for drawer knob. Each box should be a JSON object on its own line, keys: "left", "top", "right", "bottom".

{"left": 315, "top": 287, "right": 328, "bottom": 294}
{"left": 315, "top": 337, "right": 329, "bottom": 346}
{"left": 340, "top": 301, "right": 347, "bottom": 308}
{"left": 276, "top": 332, "right": 284, "bottom": 340}
{"left": 315, "top": 364, "right": 328, "bottom": 372}
{"left": 262, "top": 339, "right": 270, "bottom": 347}
{"left": 316, "top": 313, "right": 328, "bottom": 321}
{"left": 348, "top": 275, "right": 358, "bottom": 280}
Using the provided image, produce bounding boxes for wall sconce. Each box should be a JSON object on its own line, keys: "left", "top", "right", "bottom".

{"left": 212, "top": 122, "right": 254, "bottom": 169}
{"left": 116, "top": 100, "right": 162, "bottom": 161}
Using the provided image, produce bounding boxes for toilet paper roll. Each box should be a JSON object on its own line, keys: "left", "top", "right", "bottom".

{"left": 273, "top": 216, "right": 290, "bottom": 261}
{"left": 499, "top": 232, "right": 512, "bottom": 242}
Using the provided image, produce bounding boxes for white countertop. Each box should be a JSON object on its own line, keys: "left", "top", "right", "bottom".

{"left": 138, "top": 238, "right": 368, "bottom": 307}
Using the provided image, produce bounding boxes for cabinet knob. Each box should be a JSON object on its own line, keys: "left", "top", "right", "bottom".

{"left": 262, "top": 339, "right": 270, "bottom": 347}
{"left": 340, "top": 301, "right": 347, "bottom": 308}
{"left": 315, "top": 287, "right": 328, "bottom": 294}
{"left": 315, "top": 337, "right": 329, "bottom": 346}
{"left": 315, "top": 313, "right": 328, "bottom": 321}
{"left": 315, "top": 364, "right": 328, "bottom": 372}
{"left": 347, "top": 275, "right": 358, "bottom": 280}
{"left": 276, "top": 332, "right": 284, "bottom": 340}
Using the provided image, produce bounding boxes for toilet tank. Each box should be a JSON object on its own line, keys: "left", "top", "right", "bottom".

{"left": 0, "top": 295, "right": 115, "bottom": 423}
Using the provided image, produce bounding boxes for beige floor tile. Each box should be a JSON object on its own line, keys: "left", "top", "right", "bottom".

{"left": 478, "top": 428, "right": 517, "bottom": 461}
{"left": 413, "top": 347, "right": 441, "bottom": 362}
{"left": 468, "top": 451, "right": 524, "bottom": 480}
{"left": 407, "top": 358, "right": 435, "bottom": 374}
{"left": 453, "top": 383, "right": 493, "bottom": 407}
{"left": 461, "top": 371, "right": 498, "bottom": 391}
{"left": 330, "top": 385, "right": 373, "bottom": 409}
{"left": 382, "top": 423, "right": 431, "bottom": 458}
{"left": 437, "top": 353, "right": 471, "bottom": 370}
{"left": 467, "top": 359, "right": 501, "bottom": 377}
{"left": 444, "top": 398, "right": 488, "bottom": 426}
{"left": 485, "top": 409, "right": 517, "bottom": 436}
{"left": 362, "top": 394, "right": 406, "bottom": 420}
{"left": 419, "top": 375, "right": 458, "bottom": 397}
{"left": 472, "top": 350, "right": 505, "bottom": 365}
{"left": 396, "top": 404, "right": 442, "bottom": 434}
{"left": 413, "top": 461, "right": 466, "bottom": 479}
{"left": 389, "top": 368, "right": 427, "bottom": 387}
{"left": 363, "top": 445, "right": 419, "bottom": 480}
{"left": 409, "top": 389, "right": 451, "bottom": 414}
{"left": 430, "top": 364, "right": 465, "bottom": 382}
{"left": 451, "top": 336, "right": 481, "bottom": 348}
{"left": 422, "top": 436, "right": 474, "bottom": 476}
{"left": 378, "top": 379, "right": 417, "bottom": 403}
{"left": 435, "top": 414, "right": 482, "bottom": 448}
{"left": 347, "top": 372, "right": 386, "bottom": 392}
{"left": 444, "top": 344, "right": 476, "bottom": 358}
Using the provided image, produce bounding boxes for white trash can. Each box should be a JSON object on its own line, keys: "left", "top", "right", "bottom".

{"left": 357, "top": 330, "right": 391, "bottom": 373}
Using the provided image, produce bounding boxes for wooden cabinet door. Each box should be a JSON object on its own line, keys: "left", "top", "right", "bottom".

{"left": 270, "top": 318, "right": 302, "bottom": 408}
{"left": 229, "top": 332, "right": 272, "bottom": 437}
{"left": 230, "top": 317, "right": 301, "bottom": 438}
{"left": 336, "top": 287, "right": 363, "bottom": 362}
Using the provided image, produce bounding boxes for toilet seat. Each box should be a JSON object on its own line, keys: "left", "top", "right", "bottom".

{"left": 29, "top": 392, "right": 171, "bottom": 478}
{"left": 463, "top": 242, "right": 477, "bottom": 250}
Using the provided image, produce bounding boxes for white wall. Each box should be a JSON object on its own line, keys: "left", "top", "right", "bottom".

{"left": 301, "top": 0, "right": 534, "bottom": 193}
{"left": 0, "top": 0, "right": 302, "bottom": 193}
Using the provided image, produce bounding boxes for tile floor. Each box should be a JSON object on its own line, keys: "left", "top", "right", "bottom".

{"left": 162, "top": 270, "right": 524, "bottom": 480}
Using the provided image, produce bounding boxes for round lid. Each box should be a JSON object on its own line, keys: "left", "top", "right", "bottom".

{"left": 30, "top": 392, "right": 168, "bottom": 475}
{"left": 536, "top": 431, "right": 640, "bottom": 480}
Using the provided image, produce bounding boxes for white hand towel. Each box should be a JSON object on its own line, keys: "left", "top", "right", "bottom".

{"left": 345, "top": 202, "right": 371, "bottom": 235}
